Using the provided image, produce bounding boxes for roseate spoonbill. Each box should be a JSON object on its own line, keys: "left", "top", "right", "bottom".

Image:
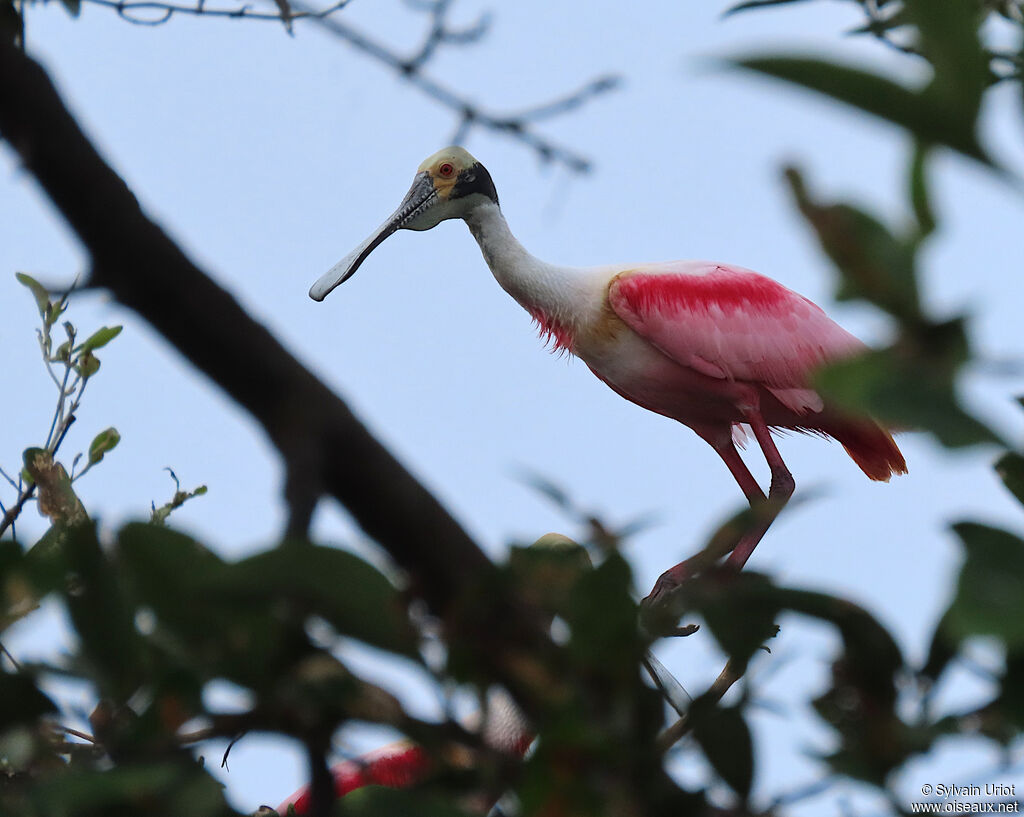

{"left": 309, "top": 147, "right": 907, "bottom": 596}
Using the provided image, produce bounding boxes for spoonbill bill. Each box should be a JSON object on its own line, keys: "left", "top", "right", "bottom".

{"left": 309, "top": 147, "right": 906, "bottom": 597}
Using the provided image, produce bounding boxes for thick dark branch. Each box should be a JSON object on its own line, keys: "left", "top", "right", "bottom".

{"left": 0, "top": 38, "right": 491, "bottom": 617}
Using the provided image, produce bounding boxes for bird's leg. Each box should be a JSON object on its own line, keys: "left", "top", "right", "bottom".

{"left": 725, "top": 412, "right": 794, "bottom": 571}
{"left": 644, "top": 431, "right": 761, "bottom": 600}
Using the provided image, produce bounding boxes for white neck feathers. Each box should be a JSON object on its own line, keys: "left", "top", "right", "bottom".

{"left": 463, "top": 203, "right": 604, "bottom": 339}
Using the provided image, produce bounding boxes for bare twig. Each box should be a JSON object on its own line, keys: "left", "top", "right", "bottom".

{"left": 291, "top": 0, "right": 617, "bottom": 173}
{"left": 656, "top": 657, "right": 747, "bottom": 753}
{"left": 0, "top": 484, "right": 36, "bottom": 539}
{"left": 71, "top": 0, "right": 616, "bottom": 172}
{"left": 0, "top": 640, "right": 24, "bottom": 672}
{"left": 80, "top": 0, "right": 351, "bottom": 26}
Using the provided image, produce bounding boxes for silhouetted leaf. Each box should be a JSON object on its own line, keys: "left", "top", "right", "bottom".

{"left": 723, "top": 0, "right": 811, "bottom": 16}
{"left": 815, "top": 348, "right": 1002, "bottom": 448}
{"left": 63, "top": 523, "right": 146, "bottom": 699}
{"left": 224, "top": 543, "right": 419, "bottom": 659}
{"left": 0, "top": 671, "right": 56, "bottom": 729}
{"left": 920, "top": 611, "right": 958, "bottom": 683}
{"left": 995, "top": 452, "right": 1024, "bottom": 507}
{"left": 904, "top": 0, "right": 987, "bottom": 121}
{"left": 947, "top": 522, "right": 1024, "bottom": 648}
{"left": 508, "top": 534, "right": 591, "bottom": 616}
{"left": 734, "top": 56, "right": 992, "bottom": 165}
{"left": 567, "top": 552, "right": 640, "bottom": 672}
{"left": 689, "top": 571, "right": 782, "bottom": 665}
{"left": 337, "top": 786, "right": 472, "bottom": 817}
{"left": 785, "top": 166, "right": 920, "bottom": 319}
{"left": 29, "top": 762, "right": 227, "bottom": 817}
{"left": 689, "top": 699, "right": 754, "bottom": 800}
{"left": 909, "top": 142, "right": 937, "bottom": 239}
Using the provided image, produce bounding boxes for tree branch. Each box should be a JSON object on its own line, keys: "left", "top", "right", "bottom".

{"left": 0, "top": 38, "right": 490, "bottom": 618}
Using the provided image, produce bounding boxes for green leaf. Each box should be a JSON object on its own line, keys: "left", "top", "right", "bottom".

{"left": 77, "top": 325, "right": 122, "bottom": 354}
{"left": 947, "top": 522, "right": 1024, "bottom": 648}
{"left": 75, "top": 350, "right": 101, "bottom": 378}
{"left": 909, "top": 142, "right": 937, "bottom": 240}
{"left": 15, "top": 272, "right": 49, "bottom": 319}
{"left": 785, "top": 167, "right": 920, "bottom": 320}
{"left": 904, "top": 0, "right": 987, "bottom": 121}
{"left": 337, "top": 786, "right": 473, "bottom": 817}
{"left": 224, "top": 543, "right": 419, "bottom": 658}
{"left": 567, "top": 552, "right": 640, "bottom": 674}
{"left": 88, "top": 427, "right": 121, "bottom": 466}
{"left": 685, "top": 571, "right": 782, "bottom": 666}
{"left": 689, "top": 700, "right": 754, "bottom": 800}
{"left": 733, "top": 56, "right": 992, "bottom": 166}
{"left": 29, "top": 762, "right": 228, "bottom": 817}
{"left": 995, "top": 452, "right": 1024, "bottom": 507}
{"left": 815, "top": 347, "right": 1003, "bottom": 449}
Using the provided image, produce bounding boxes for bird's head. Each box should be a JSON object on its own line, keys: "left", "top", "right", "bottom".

{"left": 309, "top": 146, "right": 498, "bottom": 301}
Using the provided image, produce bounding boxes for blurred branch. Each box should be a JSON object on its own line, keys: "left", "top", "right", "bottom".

{"left": 0, "top": 37, "right": 490, "bottom": 619}
{"left": 657, "top": 657, "right": 747, "bottom": 753}
{"left": 79, "top": 0, "right": 350, "bottom": 26}
{"left": 69, "top": 0, "right": 617, "bottom": 172}
{"left": 291, "top": 0, "right": 618, "bottom": 173}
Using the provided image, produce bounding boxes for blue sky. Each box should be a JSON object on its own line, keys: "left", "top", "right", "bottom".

{"left": 2, "top": 0, "right": 1023, "bottom": 811}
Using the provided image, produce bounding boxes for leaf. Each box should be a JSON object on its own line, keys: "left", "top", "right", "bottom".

{"left": 908, "top": 142, "right": 936, "bottom": 240}
{"left": 733, "top": 56, "right": 992, "bottom": 166}
{"left": 62, "top": 523, "right": 146, "bottom": 699}
{"left": 87, "top": 427, "right": 121, "bottom": 465}
{"left": 904, "top": 0, "right": 987, "bottom": 121}
{"left": 947, "top": 522, "right": 1024, "bottom": 648}
{"left": 77, "top": 325, "right": 122, "bottom": 354}
{"left": 566, "top": 553, "right": 642, "bottom": 682}
{"left": 22, "top": 447, "right": 88, "bottom": 525}
{"left": 0, "top": 671, "right": 57, "bottom": 730}
{"left": 337, "top": 786, "right": 473, "bottom": 817}
{"left": 75, "top": 350, "right": 101, "bottom": 377}
{"left": 815, "top": 348, "right": 1003, "bottom": 449}
{"left": 688, "top": 699, "right": 754, "bottom": 800}
{"left": 995, "top": 452, "right": 1024, "bottom": 507}
{"left": 58, "top": 0, "right": 81, "bottom": 16}
{"left": 722, "top": 0, "right": 812, "bottom": 17}
{"left": 785, "top": 166, "right": 920, "bottom": 320}
{"left": 224, "top": 543, "right": 419, "bottom": 658}
{"left": 15, "top": 272, "right": 49, "bottom": 318}
{"left": 29, "top": 762, "right": 228, "bottom": 817}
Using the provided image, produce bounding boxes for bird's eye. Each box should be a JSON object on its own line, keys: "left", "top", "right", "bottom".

{"left": 438, "top": 162, "right": 455, "bottom": 178}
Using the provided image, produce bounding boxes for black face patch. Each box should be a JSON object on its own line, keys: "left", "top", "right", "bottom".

{"left": 450, "top": 162, "right": 499, "bottom": 205}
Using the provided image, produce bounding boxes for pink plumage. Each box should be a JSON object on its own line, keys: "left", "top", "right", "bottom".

{"left": 603, "top": 262, "right": 905, "bottom": 481}
{"left": 310, "top": 146, "right": 908, "bottom": 599}
{"left": 274, "top": 743, "right": 428, "bottom": 815}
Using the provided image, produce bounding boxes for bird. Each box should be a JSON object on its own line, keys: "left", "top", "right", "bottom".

{"left": 309, "top": 146, "right": 907, "bottom": 599}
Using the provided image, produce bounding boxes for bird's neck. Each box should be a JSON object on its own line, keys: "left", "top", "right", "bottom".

{"left": 464, "top": 202, "right": 603, "bottom": 350}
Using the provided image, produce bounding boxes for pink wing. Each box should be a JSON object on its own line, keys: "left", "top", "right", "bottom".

{"left": 608, "top": 262, "right": 864, "bottom": 414}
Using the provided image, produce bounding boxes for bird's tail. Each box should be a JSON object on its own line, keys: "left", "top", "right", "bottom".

{"left": 826, "top": 418, "right": 908, "bottom": 482}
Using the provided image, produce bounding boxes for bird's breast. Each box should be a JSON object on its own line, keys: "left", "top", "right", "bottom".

{"left": 573, "top": 317, "right": 750, "bottom": 429}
